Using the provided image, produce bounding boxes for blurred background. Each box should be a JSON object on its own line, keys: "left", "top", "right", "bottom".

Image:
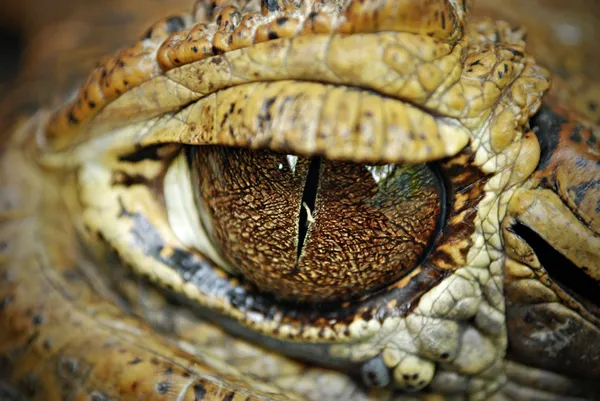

{"left": 0, "top": 0, "right": 598, "bottom": 126}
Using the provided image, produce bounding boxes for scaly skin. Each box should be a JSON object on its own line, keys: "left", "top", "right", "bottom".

{"left": 0, "top": 0, "right": 599, "bottom": 400}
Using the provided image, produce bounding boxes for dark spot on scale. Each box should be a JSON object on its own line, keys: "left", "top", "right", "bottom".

{"left": 118, "top": 60, "right": 125, "bottom": 68}
{"left": 411, "top": 373, "right": 419, "bottom": 379}
{"left": 440, "top": 352, "right": 450, "bottom": 360}
{"left": 523, "top": 311, "right": 534, "bottom": 324}
{"left": 570, "top": 125, "right": 583, "bottom": 143}
{"left": 143, "top": 28, "right": 154, "bottom": 40}
{"left": 222, "top": 392, "right": 234, "bottom": 401}
{"left": 193, "top": 383, "right": 206, "bottom": 400}
{"left": 469, "top": 60, "right": 482, "bottom": 67}
{"left": 165, "top": 367, "right": 173, "bottom": 375}
{"left": 192, "top": 46, "right": 199, "bottom": 53}
{"left": 59, "top": 358, "right": 78, "bottom": 376}
{"left": 127, "top": 357, "right": 142, "bottom": 365}
{"left": 88, "top": 101, "right": 96, "bottom": 109}
{"left": 156, "top": 381, "right": 169, "bottom": 394}
{"left": 67, "top": 111, "right": 79, "bottom": 125}
{"left": 63, "top": 270, "right": 79, "bottom": 282}
{"left": 166, "top": 16, "right": 186, "bottom": 34}
{"left": 263, "top": 0, "right": 282, "bottom": 12}
{"left": 441, "top": 12, "right": 446, "bottom": 30}
{"left": 257, "top": 97, "right": 276, "bottom": 128}
{"left": 504, "top": 63, "right": 509, "bottom": 73}
{"left": 101, "top": 69, "right": 108, "bottom": 78}
{"left": 31, "top": 315, "right": 44, "bottom": 325}
{"left": 497, "top": 70, "right": 504, "bottom": 79}
{"left": 268, "top": 31, "right": 279, "bottom": 40}
{"left": 308, "top": 11, "right": 318, "bottom": 21}
{"left": 277, "top": 17, "right": 289, "bottom": 26}
{"left": 507, "top": 47, "right": 524, "bottom": 57}
{"left": 182, "top": 372, "right": 191, "bottom": 378}
{"left": 123, "top": 80, "right": 129, "bottom": 87}
{"left": 42, "top": 338, "right": 52, "bottom": 351}
{"left": 20, "top": 335, "right": 41, "bottom": 356}
{"left": 493, "top": 31, "right": 500, "bottom": 43}
{"left": 216, "top": 15, "right": 223, "bottom": 25}
{"left": 403, "top": 374, "right": 410, "bottom": 380}
{"left": 588, "top": 101, "right": 597, "bottom": 112}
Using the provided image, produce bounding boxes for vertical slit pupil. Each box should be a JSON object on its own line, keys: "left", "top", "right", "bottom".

{"left": 297, "top": 157, "right": 321, "bottom": 260}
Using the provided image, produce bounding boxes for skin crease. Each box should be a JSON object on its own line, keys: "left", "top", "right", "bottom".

{"left": 0, "top": 1, "right": 599, "bottom": 401}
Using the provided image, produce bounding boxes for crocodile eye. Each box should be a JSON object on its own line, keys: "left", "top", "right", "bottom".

{"left": 165, "top": 146, "right": 444, "bottom": 302}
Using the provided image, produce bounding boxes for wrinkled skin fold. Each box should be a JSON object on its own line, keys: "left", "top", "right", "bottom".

{"left": 0, "top": 0, "right": 599, "bottom": 400}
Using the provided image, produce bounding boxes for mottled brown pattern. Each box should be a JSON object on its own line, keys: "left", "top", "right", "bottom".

{"left": 531, "top": 103, "right": 600, "bottom": 235}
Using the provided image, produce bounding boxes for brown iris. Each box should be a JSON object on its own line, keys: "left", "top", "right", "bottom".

{"left": 190, "top": 146, "right": 443, "bottom": 302}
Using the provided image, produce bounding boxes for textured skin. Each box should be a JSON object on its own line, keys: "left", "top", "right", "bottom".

{"left": 0, "top": 1, "right": 599, "bottom": 401}
{"left": 190, "top": 147, "right": 443, "bottom": 302}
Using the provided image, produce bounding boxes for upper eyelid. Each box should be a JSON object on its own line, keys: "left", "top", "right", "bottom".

{"left": 42, "top": 32, "right": 473, "bottom": 156}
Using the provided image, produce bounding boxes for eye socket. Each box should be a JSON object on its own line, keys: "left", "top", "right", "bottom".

{"left": 166, "top": 146, "right": 444, "bottom": 303}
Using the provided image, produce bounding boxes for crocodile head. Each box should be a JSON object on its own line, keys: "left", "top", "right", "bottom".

{"left": 0, "top": 0, "right": 598, "bottom": 400}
